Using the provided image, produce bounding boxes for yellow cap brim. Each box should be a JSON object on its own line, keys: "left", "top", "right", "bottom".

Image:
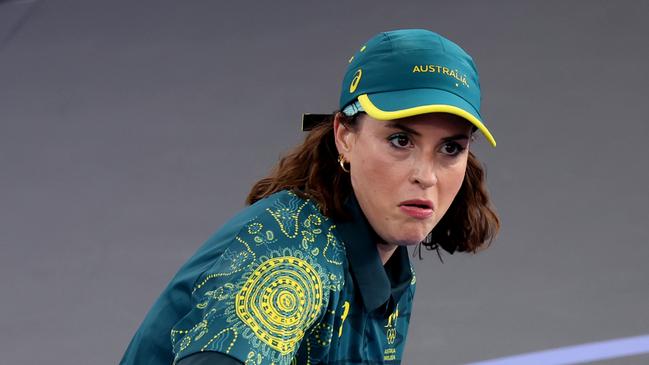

{"left": 358, "top": 93, "right": 497, "bottom": 147}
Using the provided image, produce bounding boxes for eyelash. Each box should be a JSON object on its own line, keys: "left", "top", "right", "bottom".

{"left": 387, "top": 133, "right": 466, "bottom": 156}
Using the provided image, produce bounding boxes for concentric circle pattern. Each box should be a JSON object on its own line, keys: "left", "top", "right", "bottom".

{"left": 235, "top": 256, "right": 323, "bottom": 355}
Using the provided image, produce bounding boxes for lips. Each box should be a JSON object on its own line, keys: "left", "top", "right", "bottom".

{"left": 399, "top": 199, "right": 434, "bottom": 219}
{"left": 399, "top": 199, "right": 434, "bottom": 210}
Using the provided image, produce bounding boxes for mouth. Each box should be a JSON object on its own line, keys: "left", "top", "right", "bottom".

{"left": 399, "top": 199, "right": 434, "bottom": 210}
{"left": 398, "top": 199, "right": 434, "bottom": 219}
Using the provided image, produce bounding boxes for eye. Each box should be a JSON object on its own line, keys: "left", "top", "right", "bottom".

{"left": 440, "top": 142, "right": 466, "bottom": 156}
{"left": 388, "top": 133, "right": 413, "bottom": 149}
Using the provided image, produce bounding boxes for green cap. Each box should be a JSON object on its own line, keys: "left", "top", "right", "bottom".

{"left": 303, "top": 28, "right": 496, "bottom": 147}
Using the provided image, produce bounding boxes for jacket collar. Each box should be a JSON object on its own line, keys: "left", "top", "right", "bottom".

{"left": 333, "top": 192, "right": 413, "bottom": 313}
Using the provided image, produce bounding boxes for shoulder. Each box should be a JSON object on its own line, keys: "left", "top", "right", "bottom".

{"left": 181, "top": 190, "right": 346, "bottom": 277}
{"left": 214, "top": 189, "right": 347, "bottom": 281}
{"left": 236, "top": 189, "right": 343, "bottom": 254}
{"left": 188, "top": 189, "right": 348, "bottom": 299}
{"left": 216, "top": 189, "right": 331, "bottom": 241}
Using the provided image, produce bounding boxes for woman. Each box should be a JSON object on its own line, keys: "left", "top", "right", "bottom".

{"left": 120, "top": 28, "right": 500, "bottom": 365}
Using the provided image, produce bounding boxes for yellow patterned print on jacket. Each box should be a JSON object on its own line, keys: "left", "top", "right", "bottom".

{"left": 168, "top": 190, "right": 346, "bottom": 365}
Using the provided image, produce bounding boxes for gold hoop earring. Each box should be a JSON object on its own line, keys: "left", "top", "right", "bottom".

{"left": 337, "top": 154, "right": 350, "bottom": 173}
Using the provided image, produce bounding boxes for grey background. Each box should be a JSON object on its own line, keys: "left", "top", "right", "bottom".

{"left": 1, "top": 0, "right": 648, "bottom": 364}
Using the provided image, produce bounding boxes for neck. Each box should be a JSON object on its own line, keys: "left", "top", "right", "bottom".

{"left": 376, "top": 241, "right": 399, "bottom": 265}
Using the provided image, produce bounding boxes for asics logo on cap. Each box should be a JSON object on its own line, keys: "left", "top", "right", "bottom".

{"left": 349, "top": 69, "right": 362, "bottom": 93}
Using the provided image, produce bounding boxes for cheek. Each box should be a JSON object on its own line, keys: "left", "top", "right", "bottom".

{"left": 437, "top": 162, "right": 468, "bottom": 212}
{"left": 351, "top": 144, "right": 408, "bottom": 199}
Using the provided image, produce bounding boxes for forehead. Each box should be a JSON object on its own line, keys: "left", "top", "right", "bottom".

{"left": 361, "top": 112, "right": 473, "bottom": 134}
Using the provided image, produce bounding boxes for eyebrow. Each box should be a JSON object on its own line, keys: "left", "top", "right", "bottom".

{"left": 385, "top": 121, "right": 470, "bottom": 141}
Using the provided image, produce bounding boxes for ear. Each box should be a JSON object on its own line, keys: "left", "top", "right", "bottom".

{"left": 333, "top": 112, "right": 356, "bottom": 154}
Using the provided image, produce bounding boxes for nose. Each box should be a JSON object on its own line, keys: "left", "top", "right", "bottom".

{"left": 410, "top": 160, "right": 437, "bottom": 188}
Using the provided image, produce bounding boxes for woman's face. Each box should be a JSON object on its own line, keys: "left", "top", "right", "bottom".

{"left": 334, "top": 112, "right": 473, "bottom": 247}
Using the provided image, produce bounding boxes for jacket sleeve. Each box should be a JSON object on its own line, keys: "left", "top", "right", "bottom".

{"left": 170, "top": 205, "right": 335, "bottom": 365}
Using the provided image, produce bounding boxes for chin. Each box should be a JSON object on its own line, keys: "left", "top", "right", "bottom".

{"left": 397, "top": 223, "right": 432, "bottom": 243}
{"left": 392, "top": 232, "right": 428, "bottom": 246}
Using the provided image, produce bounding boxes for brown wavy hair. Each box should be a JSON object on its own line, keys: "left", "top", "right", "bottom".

{"left": 246, "top": 111, "right": 500, "bottom": 259}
